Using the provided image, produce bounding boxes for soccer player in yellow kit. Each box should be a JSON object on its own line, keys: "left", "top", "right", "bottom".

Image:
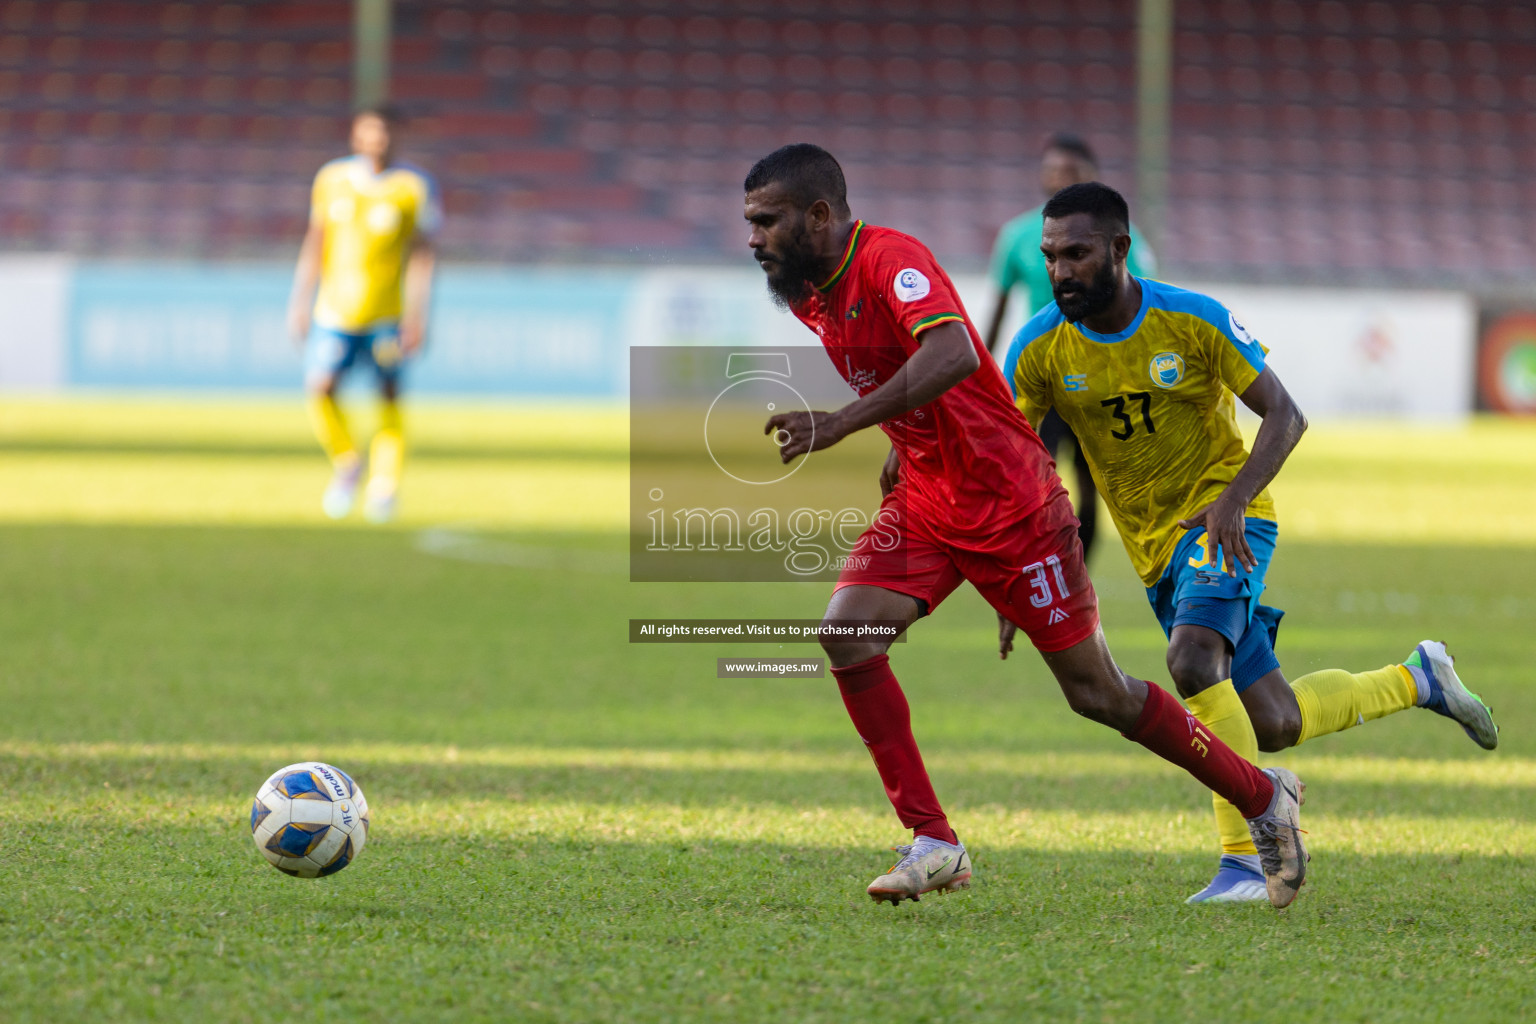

{"left": 1003, "top": 183, "right": 1500, "bottom": 903}
{"left": 288, "top": 106, "right": 440, "bottom": 522}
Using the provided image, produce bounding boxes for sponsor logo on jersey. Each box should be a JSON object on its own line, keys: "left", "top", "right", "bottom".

{"left": 366, "top": 202, "right": 403, "bottom": 234}
{"left": 1229, "top": 311, "right": 1256, "bottom": 345}
{"left": 893, "top": 268, "right": 931, "bottom": 303}
{"left": 844, "top": 355, "right": 879, "bottom": 394}
{"left": 1149, "top": 351, "right": 1185, "bottom": 388}
{"left": 1063, "top": 373, "right": 1087, "bottom": 392}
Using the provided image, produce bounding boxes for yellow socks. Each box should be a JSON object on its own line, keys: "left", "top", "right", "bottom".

{"left": 304, "top": 393, "right": 405, "bottom": 486}
{"left": 1291, "top": 665, "right": 1418, "bottom": 745}
{"left": 1185, "top": 679, "right": 1260, "bottom": 855}
{"left": 306, "top": 392, "right": 357, "bottom": 465}
{"left": 1184, "top": 666, "right": 1417, "bottom": 857}
{"left": 308, "top": 393, "right": 402, "bottom": 521}
{"left": 368, "top": 400, "right": 404, "bottom": 494}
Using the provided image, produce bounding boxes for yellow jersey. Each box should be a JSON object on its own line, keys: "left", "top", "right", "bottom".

{"left": 1004, "top": 277, "right": 1275, "bottom": 586}
{"left": 310, "top": 155, "right": 441, "bottom": 332}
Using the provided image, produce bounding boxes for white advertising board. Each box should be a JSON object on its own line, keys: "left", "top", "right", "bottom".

{"left": 0, "top": 255, "right": 70, "bottom": 390}
{"left": 629, "top": 270, "right": 1476, "bottom": 421}
{"left": 974, "top": 276, "right": 1475, "bottom": 421}
{"left": 0, "top": 254, "right": 1479, "bottom": 418}
{"left": 1160, "top": 282, "right": 1474, "bottom": 421}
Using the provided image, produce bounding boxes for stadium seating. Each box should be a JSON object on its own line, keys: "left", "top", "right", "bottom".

{"left": 0, "top": 0, "right": 1531, "bottom": 282}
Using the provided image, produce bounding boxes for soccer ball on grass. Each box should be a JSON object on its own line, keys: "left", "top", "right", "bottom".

{"left": 250, "top": 761, "right": 369, "bottom": 877}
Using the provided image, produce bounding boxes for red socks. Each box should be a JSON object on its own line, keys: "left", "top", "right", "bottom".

{"left": 1125, "top": 680, "right": 1275, "bottom": 819}
{"left": 834, "top": 662, "right": 1271, "bottom": 837}
{"left": 833, "top": 654, "right": 957, "bottom": 845}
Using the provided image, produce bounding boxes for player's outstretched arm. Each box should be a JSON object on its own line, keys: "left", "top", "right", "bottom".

{"left": 287, "top": 221, "right": 324, "bottom": 343}
{"left": 1178, "top": 367, "right": 1307, "bottom": 573}
{"left": 983, "top": 289, "right": 1010, "bottom": 359}
{"left": 400, "top": 237, "right": 436, "bottom": 356}
{"left": 765, "top": 322, "right": 980, "bottom": 462}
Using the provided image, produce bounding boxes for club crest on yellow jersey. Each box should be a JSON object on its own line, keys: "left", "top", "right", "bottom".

{"left": 1149, "top": 351, "right": 1185, "bottom": 388}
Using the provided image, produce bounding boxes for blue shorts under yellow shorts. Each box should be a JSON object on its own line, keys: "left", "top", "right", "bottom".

{"left": 1145, "top": 517, "right": 1284, "bottom": 693}
{"left": 305, "top": 322, "right": 405, "bottom": 387}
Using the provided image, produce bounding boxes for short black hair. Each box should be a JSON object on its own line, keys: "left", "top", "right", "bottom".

{"left": 743, "top": 143, "right": 850, "bottom": 217}
{"left": 1042, "top": 181, "right": 1129, "bottom": 236}
{"left": 1043, "top": 132, "right": 1097, "bottom": 165}
{"left": 354, "top": 103, "right": 404, "bottom": 125}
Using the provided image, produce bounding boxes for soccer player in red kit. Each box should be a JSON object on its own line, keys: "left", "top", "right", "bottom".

{"left": 743, "top": 144, "right": 1308, "bottom": 909}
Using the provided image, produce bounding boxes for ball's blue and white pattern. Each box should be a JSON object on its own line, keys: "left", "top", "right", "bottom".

{"left": 250, "top": 762, "right": 369, "bottom": 878}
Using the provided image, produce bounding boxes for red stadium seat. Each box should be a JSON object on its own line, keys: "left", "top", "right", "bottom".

{"left": 0, "top": 0, "right": 1525, "bottom": 271}
{"left": 486, "top": 148, "right": 590, "bottom": 181}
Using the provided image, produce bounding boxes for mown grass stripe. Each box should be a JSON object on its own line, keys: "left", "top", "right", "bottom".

{"left": 3, "top": 740, "right": 1530, "bottom": 788}
{"left": 4, "top": 794, "right": 1529, "bottom": 857}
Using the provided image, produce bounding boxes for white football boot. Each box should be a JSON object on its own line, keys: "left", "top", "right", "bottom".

{"left": 322, "top": 457, "right": 362, "bottom": 520}
{"left": 867, "top": 835, "right": 971, "bottom": 905}
{"left": 1245, "top": 767, "right": 1308, "bottom": 909}
{"left": 362, "top": 475, "right": 397, "bottom": 524}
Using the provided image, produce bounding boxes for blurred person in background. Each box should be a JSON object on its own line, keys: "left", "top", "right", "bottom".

{"left": 288, "top": 105, "right": 441, "bottom": 523}
{"left": 984, "top": 133, "right": 1156, "bottom": 563}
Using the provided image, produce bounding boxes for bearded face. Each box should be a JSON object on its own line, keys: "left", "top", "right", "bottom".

{"left": 1051, "top": 249, "right": 1120, "bottom": 323}
{"left": 754, "top": 215, "right": 820, "bottom": 310}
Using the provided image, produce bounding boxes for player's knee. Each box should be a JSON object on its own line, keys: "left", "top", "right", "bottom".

{"left": 1166, "top": 643, "right": 1226, "bottom": 700}
{"left": 1252, "top": 705, "right": 1302, "bottom": 753}
{"left": 1057, "top": 676, "right": 1120, "bottom": 727}
{"left": 1065, "top": 694, "right": 1111, "bottom": 725}
{"left": 817, "top": 625, "right": 887, "bottom": 668}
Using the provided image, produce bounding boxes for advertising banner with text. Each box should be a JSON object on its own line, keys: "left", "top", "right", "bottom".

{"left": 0, "top": 257, "right": 1478, "bottom": 418}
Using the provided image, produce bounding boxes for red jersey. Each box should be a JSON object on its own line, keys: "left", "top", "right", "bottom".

{"left": 791, "top": 221, "right": 1063, "bottom": 540}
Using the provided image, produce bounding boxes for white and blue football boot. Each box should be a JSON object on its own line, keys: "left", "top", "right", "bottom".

{"left": 1186, "top": 854, "right": 1268, "bottom": 904}
{"left": 867, "top": 834, "right": 971, "bottom": 904}
{"left": 363, "top": 476, "right": 398, "bottom": 524}
{"left": 1408, "top": 641, "right": 1498, "bottom": 750}
{"left": 322, "top": 457, "right": 362, "bottom": 520}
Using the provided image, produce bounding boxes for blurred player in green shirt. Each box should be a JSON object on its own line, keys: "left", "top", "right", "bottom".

{"left": 984, "top": 134, "right": 1155, "bottom": 560}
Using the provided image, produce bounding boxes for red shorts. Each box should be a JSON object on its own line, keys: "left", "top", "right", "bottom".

{"left": 834, "top": 489, "right": 1100, "bottom": 653}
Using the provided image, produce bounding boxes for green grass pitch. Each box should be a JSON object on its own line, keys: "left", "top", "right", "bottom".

{"left": 0, "top": 397, "right": 1533, "bottom": 1022}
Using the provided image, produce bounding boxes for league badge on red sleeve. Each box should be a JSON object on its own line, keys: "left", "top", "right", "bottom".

{"left": 893, "top": 268, "right": 931, "bottom": 302}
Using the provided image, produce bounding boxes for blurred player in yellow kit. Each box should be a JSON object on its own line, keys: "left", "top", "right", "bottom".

{"left": 288, "top": 106, "right": 440, "bottom": 522}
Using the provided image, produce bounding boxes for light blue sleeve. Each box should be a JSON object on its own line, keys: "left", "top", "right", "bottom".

{"left": 1147, "top": 281, "right": 1265, "bottom": 374}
